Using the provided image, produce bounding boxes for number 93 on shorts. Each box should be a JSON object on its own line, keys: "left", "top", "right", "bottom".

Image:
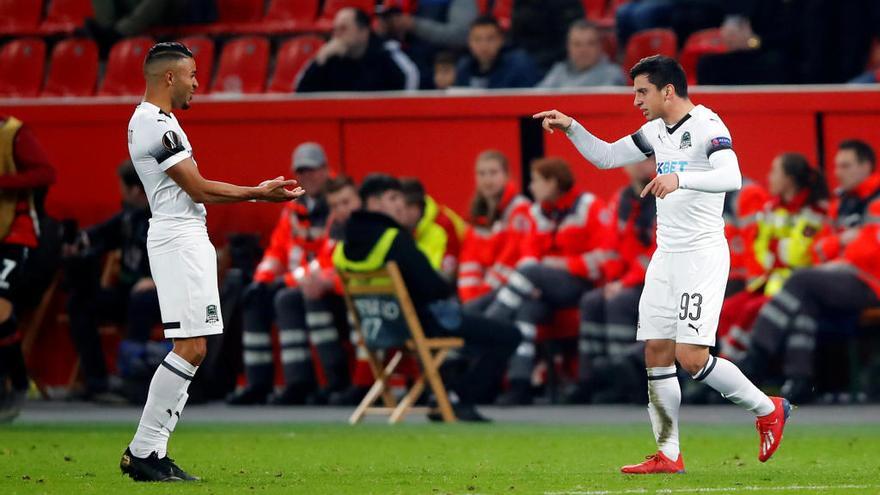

{"left": 636, "top": 243, "right": 729, "bottom": 347}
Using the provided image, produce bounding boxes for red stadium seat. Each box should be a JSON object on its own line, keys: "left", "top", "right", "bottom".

{"left": 0, "top": 0, "right": 42, "bottom": 35}
{"left": 99, "top": 37, "right": 154, "bottom": 96}
{"left": 624, "top": 28, "right": 677, "bottom": 75}
{"left": 269, "top": 36, "right": 324, "bottom": 93}
{"left": 492, "top": 0, "right": 513, "bottom": 30}
{"left": 216, "top": 0, "right": 265, "bottom": 23}
{"left": 679, "top": 28, "right": 727, "bottom": 85}
{"left": 211, "top": 36, "right": 270, "bottom": 94}
{"left": 41, "top": 0, "right": 94, "bottom": 34}
{"left": 600, "top": 29, "right": 618, "bottom": 62}
{"left": 581, "top": 0, "right": 607, "bottom": 20}
{"left": 0, "top": 38, "right": 46, "bottom": 97}
{"left": 43, "top": 38, "right": 99, "bottom": 97}
{"left": 315, "top": 0, "right": 375, "bottom": 31}
{"left": 381, "top": 0, "right": 417, "bottom": 14}
{"left": 177, "top": 36, "right": 216, "bottom": 87}
{"left": 254, "top": 0, "right": 320, "bottom": 33}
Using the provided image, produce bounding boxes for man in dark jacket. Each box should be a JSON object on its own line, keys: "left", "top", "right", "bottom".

{"left": 334, "top": 174, "right": 521, "bottom": 421}
{"left": 297, "top": 8, "right": 419, "bottom": 92}
{"left": 63, "top": 160, "right": 159, "bottom": 402}
{"left": 454, "top": 16, "right": 540, "bottom": 89}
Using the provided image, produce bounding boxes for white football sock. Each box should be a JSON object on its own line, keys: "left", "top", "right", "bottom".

{"left": 646, "top": 366, "right": 681, "bottom": 460}
{"left": 693, "top": 355, "right": 774, "bottom": 417}
{"left": 129, "top": 351, "right": 198, "bottom": 458}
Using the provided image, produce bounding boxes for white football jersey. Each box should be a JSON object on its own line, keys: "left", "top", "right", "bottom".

{"left": 127, "top": 101, "right": 206, "bottom": 226}
{"left": 630, "top": 104, "right": 735, "bottom": 252}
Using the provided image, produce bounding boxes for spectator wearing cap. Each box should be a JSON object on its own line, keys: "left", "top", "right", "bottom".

{"left": 296, "top": 7, "right": 419, "bottom": 92}
{"left": 454, "top": 16, "right": 540, "bottom": 89}
{"left": 537, "top": 20, "right": 626, "bottom": 88}
{"left": 227, "top": 142, "right": 331, "bottom": 406}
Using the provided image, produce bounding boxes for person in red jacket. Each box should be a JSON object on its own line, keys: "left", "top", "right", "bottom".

{"left": 725, "top": 180, "right": 770, "bottom": 295}
{"left": 268, "top": 176, "right": 363, "bottom": 405}
{"left": 482, "top": 157, "right": 617, "bottom": 405}
{"left": 566, "top": 159, "right": 656, "bottom": 404}
{"left": 0, "top": 116, "right": 55, "bottom": 422}
{"left": 458, "top": 150, "right": 533, "bottom": 307}
{"left": 744, "top": 140, "right": 880, "bottom": 403}
{"left": 228, "top": 142, "right": 330, "bottom": 405}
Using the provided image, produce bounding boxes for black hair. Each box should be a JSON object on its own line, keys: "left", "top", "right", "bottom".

{"left": 838, "top": 139, "right": 876, "bottom": 171}
{"left": 630, "top": 55, "right": 688, "bottom": 99}
{"left": 434, "top": 50, "right": 457, "bottom": 66}
{"left": 117, "top": 159, "right": 143, "bottom": 190}
{"left": 568, "top": 19, "right": 598, "bottom": 35}
{"left": 326, "top": 175, "right": 356, "bottom": 195}
{"left": 470, "top": 15, "right": 502, "bottom": 33}
{"left": 144, "top": 42, "right": 193, "bottom": 69}
{"left": 778, "top": 153, "right": 828, "bottom": 206}
{"left": 351, "top": 8, "right": 372, "bottom": 30}
{"left": 399, "top": 178, "right": 426, "bottom": 210}
{"left": 359, "top": 174, "right": 402, "bottom": 203}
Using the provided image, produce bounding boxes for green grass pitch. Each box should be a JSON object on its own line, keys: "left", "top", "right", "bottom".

{"left": 2, "top": 422, "right": 879, "bottom": 494}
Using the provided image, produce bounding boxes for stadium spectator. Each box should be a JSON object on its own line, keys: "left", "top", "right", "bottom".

{"left": 454, "top": 16, "right": 540, "bottom": 89}
{"left": 715, "top": 153, "right": 828, "bottom": 364}
{"left": 511, "top": 0, "right": 585, "bottom": 73}
{"left": 537, "top": 20, "right": 627, "bottom": 89}
{"left": 0, "top": 115, "right": 55, "bottom": 422}
{"left": 743, "top": 140, "right": 880, "bottom": 403}
{"left": 63, "top": 160, "right": 160, "bottom": 404}
{"left": 615, "top": 0, "right": 724, "bottom": 48}
{"left": 297, "top": 8, "right": 419, "bottom": 93}
{"left": 723, "top": 178, "right": 770, "bottom": 296}
{"left": 227, "top": 143, "right": 330, "bottom": 405}
{"left": 482, "top": 158, "right": 617, "bottom": 405}
{"left": 566, "top": 159, "right": 657, "bottom": 404}
{"left": 458, "top": 150, "right": 532, "bottom": 307}
{"left": 377, "top": 0, "right": 479, "bottom": 88}
{"left": 399, "top": 178, "right": 466, "bottom": 281}
{"left": 333, "top": 174, "right": 521, "bottom": 421}
{"left": 696, "top": 15, "right": 788, "bottom": 84}
{"left": 433, "top": 51, "right": 458, "bottom": 90}
{"left": 86, "top": 0, "right": 217, "bottom": 50}
{"left": 266, "top": 176, "right": 361, "bottom": 405}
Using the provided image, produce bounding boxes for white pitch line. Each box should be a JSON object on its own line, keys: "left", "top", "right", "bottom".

{"left": 545, "top": 484, "right": 877, "bottom": 495}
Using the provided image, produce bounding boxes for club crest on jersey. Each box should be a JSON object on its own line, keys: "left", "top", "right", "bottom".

{"left": 205, "top": 304, "right": 219, "bottom": 324}
{"left": 162, "top": 130, "right": 182, "bottom": 151}
{"left": 679, "top": 131, "right": 692, "bottom": 149}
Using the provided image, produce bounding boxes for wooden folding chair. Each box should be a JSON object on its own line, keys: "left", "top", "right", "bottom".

{"left": 339, "top": 261, "right": 463, "bottom": 424}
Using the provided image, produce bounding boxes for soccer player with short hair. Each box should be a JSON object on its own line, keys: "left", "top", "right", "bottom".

{"left": 534, "top": 55, "right": 790, "bottom": 474}
{"left": 120, "top": 42, "right": 304, "bottom": 482}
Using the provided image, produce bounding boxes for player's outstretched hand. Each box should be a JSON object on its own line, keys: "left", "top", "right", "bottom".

{"left": 532, "top": 109, "right": 573, "bottom": 134}
{"left": 257, "top": 176, "right": 305, "bottom": 202}
{"left": 641, "top": 174, "right": 679, "bottom": 199}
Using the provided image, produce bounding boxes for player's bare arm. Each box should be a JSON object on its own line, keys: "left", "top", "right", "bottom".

{"left": 166, "top": 158, "right": 305, "bottom": 203}
{"left": 532, "top": 109, "right": 573, "bottom": 133}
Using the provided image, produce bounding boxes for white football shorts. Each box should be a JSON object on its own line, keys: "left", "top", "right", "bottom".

{"left": 148, "top": 220, "right": 223, "bottom": 339}
{"left": 637, "top": 242, "right": 729, "bottom": 346}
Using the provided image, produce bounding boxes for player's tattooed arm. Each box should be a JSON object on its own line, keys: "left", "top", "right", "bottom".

{"left": 166, "top": 158, "right": 305, "bottom": 203}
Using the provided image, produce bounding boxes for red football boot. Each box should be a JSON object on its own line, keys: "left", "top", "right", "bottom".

{"left": 756, "top": 396, "right": 792, "bottom": 462}
{"left": 620, "top": 451, "right": 685, "bottom": 474}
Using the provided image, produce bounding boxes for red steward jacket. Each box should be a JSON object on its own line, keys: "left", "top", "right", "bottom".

{"left": 457, "top": 183, "right": 533, "bottom": 302}
{"left": 519, "top": 188, "right": 618, "bottom": 283}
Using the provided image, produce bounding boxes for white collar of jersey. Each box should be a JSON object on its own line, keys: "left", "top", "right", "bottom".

{"left": 139, "top": 100, "right": 173, "bottom": 118}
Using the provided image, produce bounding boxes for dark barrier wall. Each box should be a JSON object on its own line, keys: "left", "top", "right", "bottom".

{"left": 3, "top": 88, "right": 880, "bottom": 244}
